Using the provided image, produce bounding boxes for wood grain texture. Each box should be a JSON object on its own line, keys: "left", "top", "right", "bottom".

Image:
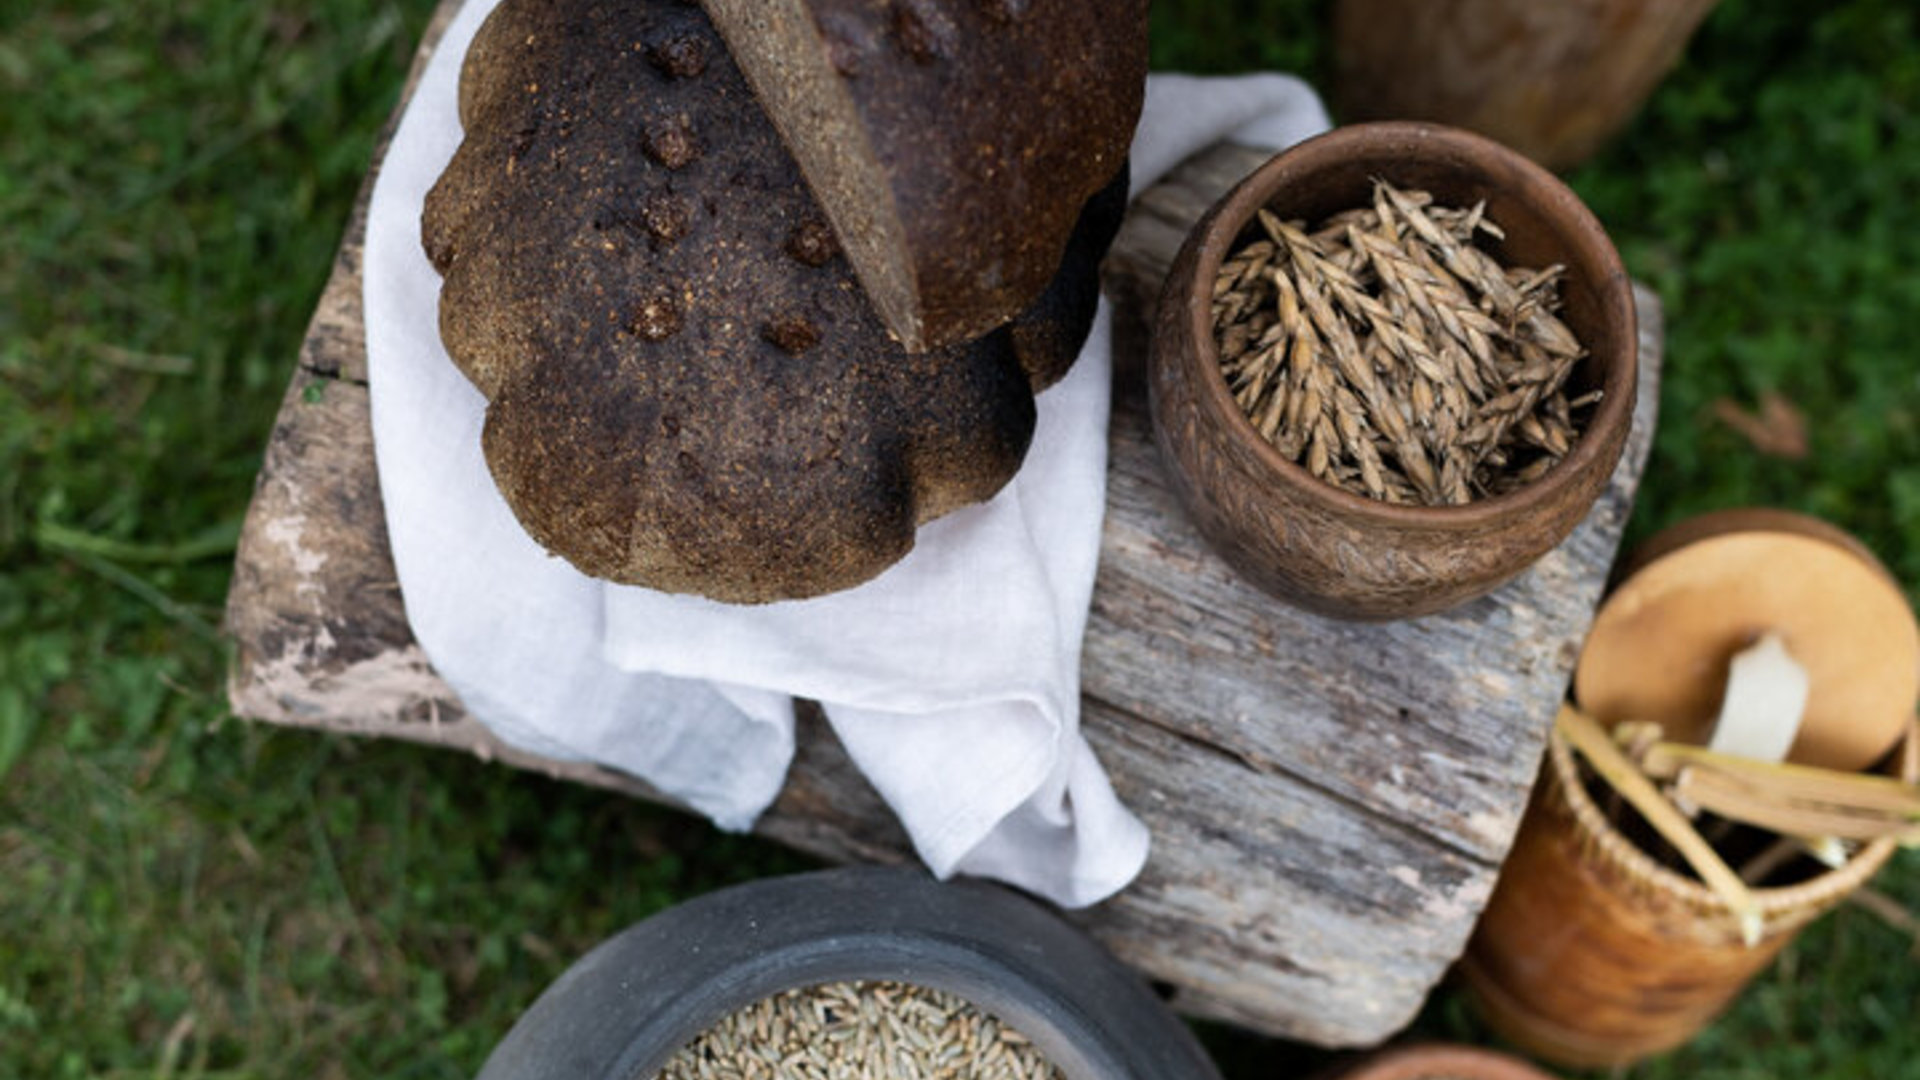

{"left": 1332, "top": 0, "right": 1722, "bottom": 171}
{"left": 223, "top": 0, "right": 1665, "bottom": 1046}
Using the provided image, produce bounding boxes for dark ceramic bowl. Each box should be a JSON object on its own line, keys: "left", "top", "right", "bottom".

{"left": 1149, "top": 122, "right": 1636, "bottom": 620}
{"left": 476, "top": 867, "right": 1222, "bottom": 1080}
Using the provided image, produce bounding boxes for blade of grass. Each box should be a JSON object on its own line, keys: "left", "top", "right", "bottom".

{"left": 35, "top": 517, "right": 241, "bottom": 565}
{"left": 0, "top": 687, "right": 36, "bottom": 781}
{"left": 47, "top": 7, "right": 408, "bottom": 240}
{"left": 49, "top": 548, "right": 220, "bottom": 642}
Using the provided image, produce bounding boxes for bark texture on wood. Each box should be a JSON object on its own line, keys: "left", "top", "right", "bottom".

{"left": 1334, "top": 0, "right": 1722, "bottom": 170}
{"left": 223, "top": 0, "right": 1665, "bottom": 1046}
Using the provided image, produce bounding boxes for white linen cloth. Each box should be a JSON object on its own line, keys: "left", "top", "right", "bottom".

{"left": 363, "top": 0, "right": 1329, "bottom": 909}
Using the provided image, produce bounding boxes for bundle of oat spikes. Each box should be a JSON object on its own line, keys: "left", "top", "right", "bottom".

{"left": 1212, "top": 179, "right": 1599, "bottom": 505}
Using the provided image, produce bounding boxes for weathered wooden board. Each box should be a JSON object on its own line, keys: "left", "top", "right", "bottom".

{"left": 224, "top": 0, "right": 1664, "bottom": 1047}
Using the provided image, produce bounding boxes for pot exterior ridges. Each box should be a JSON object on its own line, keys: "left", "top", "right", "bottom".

{"left": 1147, "top": 122, "right": 1637, "bottom": 620}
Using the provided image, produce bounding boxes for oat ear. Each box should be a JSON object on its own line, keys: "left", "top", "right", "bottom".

{"left": 1209, "top": 181, "right": 1590, "bottom": 506}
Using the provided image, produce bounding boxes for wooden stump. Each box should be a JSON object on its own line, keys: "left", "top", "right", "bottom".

{"left": 1333, "top": 0, "right": 1722, "bottom": 170}
{"left": 223, "top": 0, "right": 1666, "bottom": 1047}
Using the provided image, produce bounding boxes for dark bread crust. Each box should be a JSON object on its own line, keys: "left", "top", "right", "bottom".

{"left": 701, "top": 0, "right": 1148, "bottom": 352}
{"left": 422, "top": 0, "right": 1114, "bottom": 603}
{"left": 1011, "top": 166, "right": 1128, "bottom": 392}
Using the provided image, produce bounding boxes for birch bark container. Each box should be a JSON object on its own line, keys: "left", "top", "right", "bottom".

{"left": 1464, "top": 510, "right": 1920, "bottom": 1066}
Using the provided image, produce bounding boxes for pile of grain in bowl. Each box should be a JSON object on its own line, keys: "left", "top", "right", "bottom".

{"left": 1211, "top": 179, "right": 1596, "bottom": 506}
{"left": 654, "top": 979, "right": 1065, "bottom": 1080}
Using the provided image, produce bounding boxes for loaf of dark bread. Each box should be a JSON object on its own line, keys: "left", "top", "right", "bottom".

{"left": 699, "top": 0, "right": 1148, "bottom": 353}
{"left": 1009, "top": 168, "right": 1129, "bottom": 392}
{"left": 422, "top": 0, "right": 1124, "bottom": 603}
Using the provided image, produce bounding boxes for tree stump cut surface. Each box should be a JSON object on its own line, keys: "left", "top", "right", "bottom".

{"left": 224, "top": 0, "right": 1664, "bottom": 1047}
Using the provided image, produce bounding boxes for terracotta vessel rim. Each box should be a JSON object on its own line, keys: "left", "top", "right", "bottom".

{"left": 1336, "top": 1042, "right": 1559, "bottom": 1080}
{"left": 1181, "top": 121, "right": 1637, "bottom": 530}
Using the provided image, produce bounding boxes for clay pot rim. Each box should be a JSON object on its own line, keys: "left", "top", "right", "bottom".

{"left": 1179, "top": 121, "right": 1637, "bottom": 531}
{"left": 1336, "top": 1042, "right": 1560, "bottom": 1080}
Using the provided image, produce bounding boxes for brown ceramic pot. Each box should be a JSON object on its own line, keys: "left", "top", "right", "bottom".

{"left": 1334, "top": 1043, "right": 1559, "bottom": 1080}
{"left": 1462, "top": 719, "right": 1919, "bottom": 1068}
{"left": 1148, "top": 122, "right": 1636, "bottom": 620}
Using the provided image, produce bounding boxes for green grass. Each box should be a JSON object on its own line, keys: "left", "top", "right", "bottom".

{"left": 3, "top": 0, "right": 1917, "bottom": 1076}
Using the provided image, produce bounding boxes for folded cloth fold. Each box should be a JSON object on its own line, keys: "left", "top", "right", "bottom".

{"left": 364, "top": 0, "right": 1329, "bottom": 909}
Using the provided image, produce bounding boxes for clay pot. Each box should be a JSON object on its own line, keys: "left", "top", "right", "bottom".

{"left": 1334, "top": 1043, "right": 1559, "bottom": 1080}
{"left": 1462, "top": 719, "right": 1919, "bottom": 1068}
{"left": 1148, "top": 122, "right": 1636, "bottom": 620}
{"left": 1333, "top": 0, "right": 1723, "bottom": 171}
{"left": 476, "top": 867, "right": 1222, "bottom": 1080}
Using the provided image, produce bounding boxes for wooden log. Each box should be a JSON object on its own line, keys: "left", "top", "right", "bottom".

{"left": 223, "top": 0, "right": 1666, "bottom": 1047}
{"left": 1333, "top": 0, "right": 1722, "bottom": 170}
